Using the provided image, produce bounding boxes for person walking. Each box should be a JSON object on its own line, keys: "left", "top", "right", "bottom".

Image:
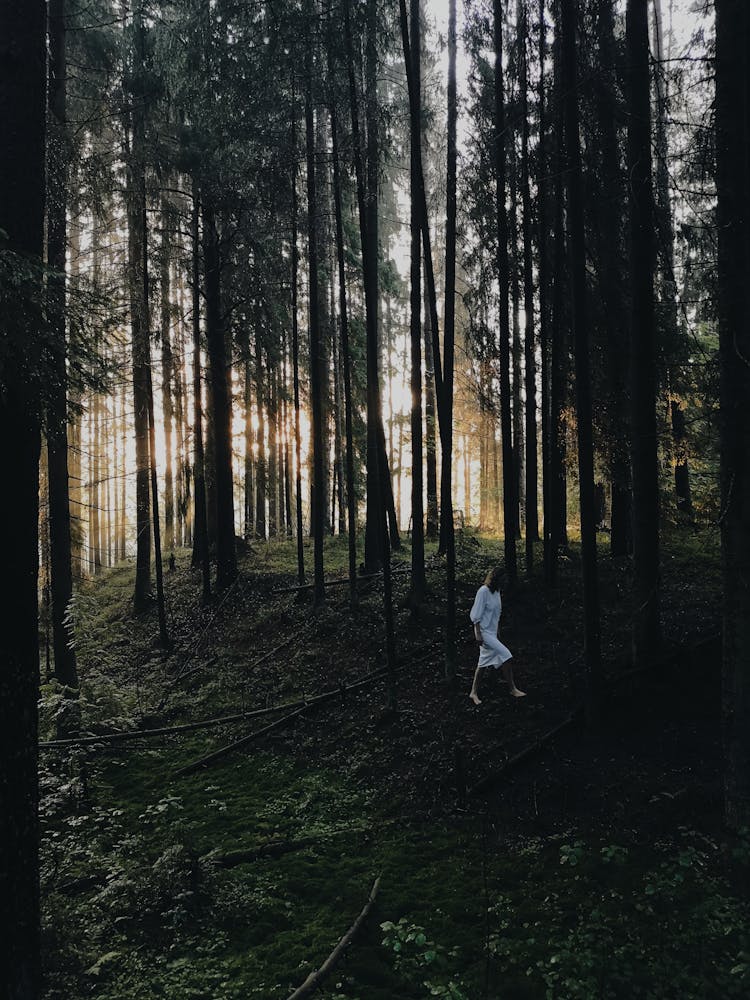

{"left": 469, "top": 566, "right": 525, "bottom": 704}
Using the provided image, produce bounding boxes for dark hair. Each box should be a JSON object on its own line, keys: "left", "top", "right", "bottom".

{"left": 484, "top": 566, "right": 503, "bottom": 593}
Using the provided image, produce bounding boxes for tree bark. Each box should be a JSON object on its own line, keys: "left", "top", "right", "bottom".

{"left": 560, "top": 0, "right": 602, "bottom": 716}
{"left": 627, "top": 0, "right": 660, "bottom": 663}
{"left": 493, "top": 0, "right": 518, "bottom": 584}
{"left": 46, "top": 0, "right": 78, "bottom": 688}
{"left": 305, "top": 19, "right": 326, "bottom": 607}
{"left": 715, "top": 0, "right": 750, "bottom": 830}
{"left": 190, "top": 185, "right": 211, "bottom": 602}
{"left": 0, "top": 0, "right": 45, "bottom": 990}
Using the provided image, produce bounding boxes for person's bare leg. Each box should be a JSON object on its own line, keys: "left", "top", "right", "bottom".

{"left": 502, "top": 660, "right": 526, "bottom": 697}
{"left": 469, "top": 667, "right": 483, "bottom": 705}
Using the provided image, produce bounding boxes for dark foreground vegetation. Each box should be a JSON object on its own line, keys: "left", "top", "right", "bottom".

{"left": 39, "top": 529, "right": 749, "bottom": 998}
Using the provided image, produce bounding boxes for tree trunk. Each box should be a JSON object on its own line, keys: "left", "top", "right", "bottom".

{"left": 291, "top": 79, "right": 306, "bottom": 583}
{"left": 126, "top": 3, "right": 152, "bottom": 611}
{"left": 593, "top": 0, "right": 633, "bottom": 559}
{"left": 715, "top": 0, "right": 750, "bottom": 830}
{"left": 493, "top": 0, "right": 518, "bottom": 584}
{"left": 190, "top": 185, "right": 211, "bottom": 602}
{"left": 408, "top": 0, "right": 426, "bottom": 608}
{"left": 160, "top": 196, "right": 175, "bottom": 554}
{"left": 519, "top": 0, "right": 538, "bottom": 566}
{"left": 0, "top": 0, "right": 45, "bottom": 990}
{"left": 46, "top": 0, "right": 78, "bottom": 688}
{"left": 560, "top": 0, "right": 602, "bottom": 716}
{"left": 424, "top": 281, "right": 439, "bottom": 540}
{"left": 626, "top": 0, "right": 660, "bottom": 663}
{"left": 305, "top": 20, "right": 326, "bottom": 606}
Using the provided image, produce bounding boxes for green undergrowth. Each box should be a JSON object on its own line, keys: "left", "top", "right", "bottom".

{"left": 41, "top": 739, "right": 750, "bottom": 999}
{"left": 39, "top": 527, "right": 736, "bottom": 998}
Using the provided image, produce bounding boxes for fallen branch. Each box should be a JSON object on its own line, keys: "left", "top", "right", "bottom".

{"left": 285, "top": 876, "right": 381, "bottom": 1000}
{"left": 468, "top": 712, "right": 580, "bottom": 797}
{"left": 272, "top": 565, "right": 410, "bottom": 595}
{"left": 174, "top": 665, "right": 391, "bottom": 777}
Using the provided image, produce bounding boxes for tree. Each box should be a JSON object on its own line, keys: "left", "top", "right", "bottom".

{"left": 46, "top": 0, "right": 79, "bottom": 689}
{"left": 0, "top": 0, "right": 46, "bottom": 991}
{"left": 560, "top": 0, "right": 602, "bottom": 714}
{"left": 715, "top": 0, "right": 750, "bottom": 830}
{"left": 493, "top": 0, "right": 518, "bottom": 585}
{"left": 626, "top": 0, "right": 660, "bottom": 663}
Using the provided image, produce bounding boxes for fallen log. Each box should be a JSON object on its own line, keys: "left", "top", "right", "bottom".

{"left": 285, "top": 876, "right": 381, "bottom": 1000}
{"left": 205, "top": 836, "right": 319, "bottom": 868}
{"left": 468, "top": 711, "right": 580, "bottom": 797}
{"left": 174, "top": 665, "right": 391, "bottom": 777}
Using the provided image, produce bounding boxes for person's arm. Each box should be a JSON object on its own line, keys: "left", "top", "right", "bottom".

{"left": 470, "top": 587, "right": 485, "bottom": 643}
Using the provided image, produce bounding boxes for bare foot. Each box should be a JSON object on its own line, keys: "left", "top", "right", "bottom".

{"left": 469, "top": 692, "right": 482, "bottom": 705}
{"left": 510, "top": 688, "right": 526, "bottom": 698}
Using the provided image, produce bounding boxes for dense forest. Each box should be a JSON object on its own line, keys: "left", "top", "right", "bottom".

{"left": 1, "top": 0, "right": 750, "bottom": 996}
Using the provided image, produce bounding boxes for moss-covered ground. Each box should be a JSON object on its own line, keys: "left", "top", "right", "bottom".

{"left": 39, "top": 528, "right": 750, "bottom": 998}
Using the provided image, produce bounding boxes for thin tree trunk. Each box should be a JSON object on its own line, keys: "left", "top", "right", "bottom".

{"left": 424, "top": 281, "right": 439, "bottom": 539}
{"left": 291, "top": 77, "right": 306, "bottom": 583}
{"left": 493, "top": 0, "right": 518, "bottom": 584}
{"left": 519, "top": 0, "right": 538, "bottom": 566}
{"left": 127, "top": 3, "right": 151, "bottom": 611}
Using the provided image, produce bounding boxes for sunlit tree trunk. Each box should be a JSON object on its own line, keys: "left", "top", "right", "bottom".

{"left": 190, "top": 185, "right": 211, "bottom": 601}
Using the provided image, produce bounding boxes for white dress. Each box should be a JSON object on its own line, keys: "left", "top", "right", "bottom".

{"left": 470, "top": 585, "right": 513, "bottom": 669}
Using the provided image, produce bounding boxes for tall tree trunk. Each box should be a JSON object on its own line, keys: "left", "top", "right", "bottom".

{"left": 408, "top": 0, "right": 426, "bottom": 608}
{"left": 519, "top": 0, "right": 539, "bottom": 566}
{"left": 190, "top": 186, "right": 211, "bottom": 602}
{"left": 561, "top": 0, "right": 602, "bottom": 715}
{"left": 493, "top": 0, "right": 518, "bottom": 584}
{"left": 327, "top": 31, "right": 358, "bottom": 602}
{"left": 627, "top": 0, "right": 660, "bottom": 663}
{"left": 539, "top": 0, "right": 554, "bottom": 583}
{"left": 715, "top": 0, "right": 750, "bottom": 830}
{"left": 0, "top": 0, "right": 45, "bottom": 990}
{"left": 267, "top": 345, "right": 278, "bottom": 537}
{"left": 254, "top": 327, "right": 267, "bottom": 539}
{"left": 243, "top": 339, "right": 255, "bottom": 540}
{"left": 509, "top": 147, "right": 524, "bottom": 538}
{"left": 424, "top": 281, "right": 439, "bottom": 540}
{"left": 442, "top": 0, "right": 458, "bottom": 678}
{"left": 46, "top": 0, "right": 78, "bottom": 688}
{"left": 651, "top": 0, "right": 693, "bottom": 522}
{"left": 127, "top": 2, "right": 152, "bottom": 611}
{"left": 305, "top": 16, "right": 326, "bottom": 607}
{"left": 548, "top": 7, "right": 569, "bottom": 582}
{"left": 291, "top": 79, "right": 306, "bottom": 583}
{"left": 160, "top": 196, "right": 175, "bottom": 554}
{"left": 202, "top": 199, "right": 236, "bottom": 589}
{"left": 593, "top": 0, "right": 633, "bottom": 558}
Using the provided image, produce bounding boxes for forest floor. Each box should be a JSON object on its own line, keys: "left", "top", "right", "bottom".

{"left": 39, "top": 526, "right": 750, "bottom": 999}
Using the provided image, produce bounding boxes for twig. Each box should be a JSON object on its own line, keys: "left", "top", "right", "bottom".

{"left": 285, "top": 876, "right": 381, "bottom": 1000}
